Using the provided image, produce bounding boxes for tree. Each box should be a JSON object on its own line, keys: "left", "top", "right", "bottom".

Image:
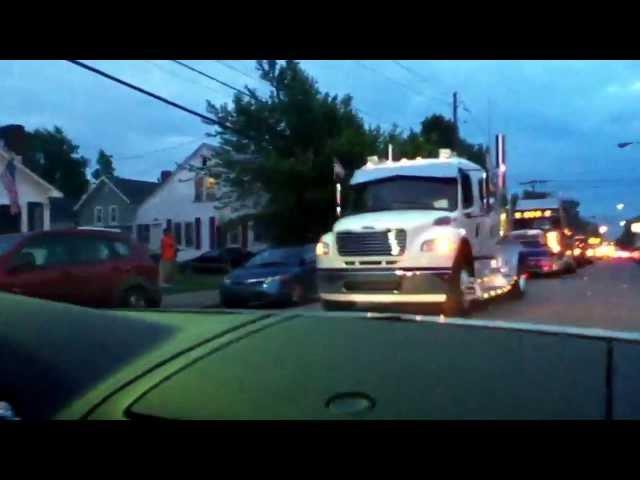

{"left": 91, "top": 149, "right": 115, "bottom": 180}
{"left": 418, "top": 114, "right": 487, "bottom": 167}
{"left": 205, "top": 60, "right": 380, "bottom": 245}
{"left": 22, "top": 126, "right": 90, "bottom": 201}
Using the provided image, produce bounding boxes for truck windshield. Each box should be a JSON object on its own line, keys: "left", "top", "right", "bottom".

{"left": 513, "top": 217, "right": 561, "bottom": 231}
{"left": 347, "top": 177, "right": 458, "bottom": 214}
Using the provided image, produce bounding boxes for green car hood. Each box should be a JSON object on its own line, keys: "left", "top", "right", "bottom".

{"left": 126, "top": 313, "right": 612, "bottom": 420}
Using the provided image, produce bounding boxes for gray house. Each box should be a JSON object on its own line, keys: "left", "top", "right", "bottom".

{"left": 74, "top": 176, "right": 159, "bottom": 235}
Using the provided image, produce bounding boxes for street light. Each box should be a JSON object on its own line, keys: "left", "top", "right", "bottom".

{"left": 620, "top": 220, "right": 627, "bottom": 227}
{"left": 617, "top": 203, "right": 625, "bottom": 210}
{"left": 618, "top": 142, "right": 640, "bottom": 149}
{"left": 599, "top": 225, "right": 609, "bottom": 234}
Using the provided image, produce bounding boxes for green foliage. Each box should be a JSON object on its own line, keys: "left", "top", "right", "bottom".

{"left": 206, "top": 60, "right": 376, "bottom": 245}
{"left": 91, "top": 149, "right": 115, "bottom": 181}
{"left": 22, "top": 126, "right": 90, "bottom": 201}
{"left": 204, "top": 61, "right": 493, "bottom": 243}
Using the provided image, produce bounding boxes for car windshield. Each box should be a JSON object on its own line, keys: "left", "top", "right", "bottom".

{"left": 0, "top": 234, "right": 25, "bottom": 256}
{"left": 347, "top": 177, "right": 458, "bottom": 214}
{"left": 245, "top": 247, "right": 305, "bottom": 267}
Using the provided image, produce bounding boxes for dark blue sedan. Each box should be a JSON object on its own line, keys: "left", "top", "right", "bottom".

{"left": 220, "top": 245, "right": 317, "bottom": 308}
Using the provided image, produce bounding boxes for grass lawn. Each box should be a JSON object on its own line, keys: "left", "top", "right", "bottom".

{"left": 161, "top": 270, "right": 225, "bottom": 295}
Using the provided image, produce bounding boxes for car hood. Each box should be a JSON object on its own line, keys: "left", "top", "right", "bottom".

{"left": 125, "top": 312, "right": 640, "bottom": 420}
{"left": 333, "top": 210, "right": 455, "bottom": 233}
{"left": 227, "top": 265, "right": 299, "bottom": 283}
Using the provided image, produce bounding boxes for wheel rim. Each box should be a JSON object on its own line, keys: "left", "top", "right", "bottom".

{"left": 128, "top": 292, "right": 146, "bottom": 308}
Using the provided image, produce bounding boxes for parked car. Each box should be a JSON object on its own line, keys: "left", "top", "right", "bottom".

{"left": 220, "top": 244, "right": 316, "bottom": 308}
{"left": 0, "top": 229, "right": 161, "bottom": 308}
{"left": 182, "top": 247, "right": 257, "bottom": 273}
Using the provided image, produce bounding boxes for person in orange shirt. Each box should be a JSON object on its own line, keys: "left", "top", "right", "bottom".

{"left": 159, "top": 227, "right": 177, "bottom": 286}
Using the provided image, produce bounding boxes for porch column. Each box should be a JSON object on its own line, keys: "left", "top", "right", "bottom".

{"left": 43, "top": 202, "right": 51, "bottom": 230}
{"left": 19, "top": 202, "right": 28, "bottom": 233}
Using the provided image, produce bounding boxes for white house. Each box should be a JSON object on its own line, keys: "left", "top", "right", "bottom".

{"left": 134, "top": 143, "right": 269, "bottom": 261}
{"left": 0, "top": 146, "right": 64, "bottom": 234}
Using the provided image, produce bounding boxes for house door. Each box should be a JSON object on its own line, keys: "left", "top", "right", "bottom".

{"left": 27, "top": 202, "right": 44, "bottom": 232}
{"left": 209, "top": 216, "right": 216, "bottom": 250}
{"left": 0, "top": 205, "right": 20, "bottom": 234}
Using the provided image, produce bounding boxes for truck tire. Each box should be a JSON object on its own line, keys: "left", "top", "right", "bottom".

{"left": 442, "top": 254, "right": 473, "bottom": 318}
{"left": 508, "top": 255, "right": 527, "bottom": 300}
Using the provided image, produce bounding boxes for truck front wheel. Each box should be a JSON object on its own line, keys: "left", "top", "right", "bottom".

{"left": 442, "top": 256, "right": 474, "bottom": 318}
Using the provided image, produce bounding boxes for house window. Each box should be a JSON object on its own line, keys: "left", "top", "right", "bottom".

{"left": 174, "top": 222, "right": 183, "bottom": 245}
{"left": 204, "top": 177, "right": 217, "bottom": 201}
{"left": 252, "top": 221, "right": 265, "bottom": 244}
{"left": 109, "top": 205, "right": 119, "bottom": 225}
{"left": 94, "top": 206, "right": 103, "bottom": 225}
{"left": 194, "top": 175, "right": 217, "bottom": 203}
{"left": 228, "top": 226, "right": 240, "bottom": 246}
{"left": 185, "top": 222, "right": 194, "bottom": 248}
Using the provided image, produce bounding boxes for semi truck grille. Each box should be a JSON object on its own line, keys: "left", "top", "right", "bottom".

{"left": 336, "top": 229, "right": 407, "bottom": 257}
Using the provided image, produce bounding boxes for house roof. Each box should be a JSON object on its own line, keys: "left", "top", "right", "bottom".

{"left": 0, "top": 148, "right": 63, "bottom": 198}
{"left": 109, "top": 176, "right": 159, "bottom": 205}
{"left": 74, "top": 175, "right": 159, "bottom": 211}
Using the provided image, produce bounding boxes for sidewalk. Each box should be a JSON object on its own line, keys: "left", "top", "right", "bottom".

{"left": 162, "top": 289, "right": 220, "bottom": 309}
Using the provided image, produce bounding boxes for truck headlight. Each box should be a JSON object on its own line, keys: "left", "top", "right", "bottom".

{"left": 316, "top": 241, "right": 330, "bottom": 256}
{"left": 421, "top": 236, "right": 455, "bottom": 255}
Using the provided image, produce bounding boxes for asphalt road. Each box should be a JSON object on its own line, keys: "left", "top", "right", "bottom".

{"left": 290, "top": 260, "right": 640, "bottom": 332}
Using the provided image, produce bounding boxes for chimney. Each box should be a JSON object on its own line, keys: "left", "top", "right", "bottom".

{"left": 160, "top": 170, "right": 172, "bottom": 183}
{"left": 0, "top": 124, "right": 27, "bottom": 157}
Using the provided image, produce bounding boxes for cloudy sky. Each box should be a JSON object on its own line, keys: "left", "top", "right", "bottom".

{"left": 2, "top": 59, "right": 640, "bottom": 236}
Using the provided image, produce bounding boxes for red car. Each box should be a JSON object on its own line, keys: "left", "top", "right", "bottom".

{"left": 0, "top": 229, "right": 161, "bottom": 308}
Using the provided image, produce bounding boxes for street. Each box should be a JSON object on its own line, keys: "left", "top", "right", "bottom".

{"left": 285, "top": 261, "right": 640, "bottom": 331}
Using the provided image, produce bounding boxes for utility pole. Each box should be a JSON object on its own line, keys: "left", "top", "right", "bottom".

{"left": 453, "top": 91, "right": 459, "bottom": 131}
{"left": 453, "top": 91, "right": 459, "bottom": 152}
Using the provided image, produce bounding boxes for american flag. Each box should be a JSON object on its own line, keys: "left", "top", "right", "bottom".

{"left": 1, "top": 158, "right": 20, "bottom": 215}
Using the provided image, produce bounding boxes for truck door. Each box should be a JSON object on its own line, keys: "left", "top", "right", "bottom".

{"left": 474, "top": 174, "right": 500, "bottom": 257}
{"left": 459, "top": 170, "right": 484, "bottom": 258}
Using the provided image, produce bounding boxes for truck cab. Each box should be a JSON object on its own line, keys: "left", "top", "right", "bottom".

{"left": 511, "top": 197, "right": 577, "bottom": 274}
{"left": 316, "top": 149, "right": 524, "bottom": 316}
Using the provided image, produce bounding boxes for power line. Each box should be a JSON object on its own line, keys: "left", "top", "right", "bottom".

{"left": 391, "top": 61, "right": 450, "bottom": 105}
{"left": 67, "top": 60, "right": 245, "bottom": 136}
{"left": 145, "top": 60, "right": 226, "bottom": 96}
{"left": 118, "top": 137, "right": 205, "bottom": 160}
{"left": 353, "top": 60, "right": 425, "bottom": 97}
{"left": 214, "top": 60, "right": 263, "bottom": 84}
{"left": 171, "top": 60, "right": 259, "bottom": 101}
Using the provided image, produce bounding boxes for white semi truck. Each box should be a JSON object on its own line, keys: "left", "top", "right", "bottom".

{"left": 316, "top": 144, "right": 526, "bottom": 317}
